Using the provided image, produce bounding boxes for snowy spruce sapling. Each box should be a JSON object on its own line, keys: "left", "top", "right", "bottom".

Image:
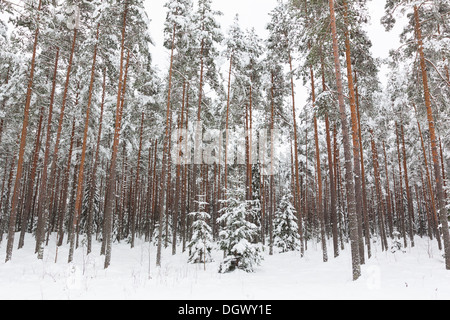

{"left": 188, "top": 198, "right": 214, "bottom": 265}
{"left": 217, "top": 188, "right": 263, "bottom": 273}
{"left": 274, "top": 195, "right": 301, "bottom": 253}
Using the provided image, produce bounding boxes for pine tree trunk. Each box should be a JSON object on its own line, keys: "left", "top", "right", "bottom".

{"left": 414, "top": 5, "right": 450, "bottom": 269}
{"left": 182, "top": 87, "right": 189, "bottom": 251}
{"left": 130, "top": 112, "right": 144, "bottom": 249}
{"left": 320, "top": 59, "right": 339, "bottom": 258}
{"left": 144, "top": 140, "right": 154, "bottom": 241}
{"left": 87, "top": 69, "right": 106, "bottom": 254}
{"left": 67, "top": 137, "right": 81, "bottom": 247}
{"left": 0, "top": 158, "right": 10, "bottom": 239}
{"left": 395, "top": 123, "right": 408, "bottom": 248}
{"left": 303, "top": 129, "right": 308, "bottom": 250}
{"left": 55, "top": 120, "right": 76, "bottom": 249}
{"left": 245, "top": 103, "right": 250, "bottom": 201}
{"left": 36, "top": 27, "right": 78, "bottom": 260}
{"left": 46, "top": 166, "right": 61, "bottom": 246}
{"left": 68, "top": 24, "right": 100, "bottom": 262}
{"left": 289, "top": 51, "right": 304, "bottom": 257}
{"left": 328, "top": 0, "right": 361, "bottom": 280}
{"left": 164, "top": 111, "right": 173, "bottom": 249}
{"left": 32, "top": 47, "right": 58, "bottom": 251}
{"left": 224, "top": 53, "right": 233, "bottom": 195}
{"left": 5, "top": 0, "right": 42, "bottom": 262}
{"left": 439, "top": 138, "right": 447, "bottom": 200}
{"left": 370, "top": 133, "right": 389, "bottom": 250}
{"left": 400, "top": 124, "right": 415, "bottom": 247}
{"left": 382, "top": 142, "right": 394, "bottom": 238}
{"left": 1, "top": 138, "right": 19, "bottom": 244}
{"left": 419, "top": 170, "right": 435, "bottom": 240}
{"left": 116, "top": 146, "right": 126, "bottom": 243}
{"left": 173, "top": 82, "right": 186, "bottom": 255}
{"left": 334, "top": 126, "right": 346, "bottom": 251}
{"left": 17, "top": 165, "right": 29, "bottom": 237}
{"left": 310, "top": 64, "right": 327, "bottom": 262}
{"left": 414, "top": 105, "right": 442, "bottom": 249}
{"left": 104, "top": 1, "right": 128, "bottom": 269}
{"left": 392, "top": 170, "right": 399, "bottom": 234}
{"left": 156, "top": 23, "right": 176, "bottom": 267}
{"left": 354, "top": 72, "right": 371, "bottom": 258}
{"left": 268, "top": 72, "right": 277, "bottom": 251}
{"left": 150, "top": 140, "right": 158, "bottom": 241}
{"left": 343, "top": 0, "right": 365, "bottom": 264}
{"left": 17, "top": 104, "right": 44, "bottom": 250}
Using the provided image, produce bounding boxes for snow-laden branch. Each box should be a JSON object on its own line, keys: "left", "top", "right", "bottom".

{"left": 424, "top": 58, "right": 450, "bottom": 88}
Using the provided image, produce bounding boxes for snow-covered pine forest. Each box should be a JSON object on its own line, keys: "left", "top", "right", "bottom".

{"left": 0, "top": 0, "right": 449, "bottom": 300}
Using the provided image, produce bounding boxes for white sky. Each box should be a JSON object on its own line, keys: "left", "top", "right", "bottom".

{"left": 364, "top": 0, "right": 404, "bottom": 88}
{"left": 144, "top": 0, "right": 403, "bottom": 98}
{"left": 144, "top": 0, "right": 277, "bottom": 72}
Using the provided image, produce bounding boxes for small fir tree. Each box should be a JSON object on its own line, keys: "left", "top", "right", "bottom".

{"left": 188, "top": 198, "right": 214, "bottom": 265}
{"left": 274, "top": 195, "right": 300, "bottom": 253}
{"left": 217, "top": 188, "right": 262, "bottom": 273}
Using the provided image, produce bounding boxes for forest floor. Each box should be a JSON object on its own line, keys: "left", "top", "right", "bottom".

{"left": 0, "top": 233, "right": 449, "bottom": 300}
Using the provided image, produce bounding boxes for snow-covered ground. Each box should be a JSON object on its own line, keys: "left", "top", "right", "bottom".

{"left": 0, "top": 234, "right": 449, "bottom": 300}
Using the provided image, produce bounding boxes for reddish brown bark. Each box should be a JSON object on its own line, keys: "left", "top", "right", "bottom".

{"left": 354, "top": 72, "right": 371, "bottom": 259}
{"left": 224, "top": 53, "right": 233, "bottom": 195}
{"left": 328, "top": 0, "right": 361, "bottom": 280}
{"left": 0, "top": 158, "right": 9, "bottom": 235}
{"left": 268, "top": 71, "right": 277, "bottom": 253}
{"left": 32, "top": 47, "right": 59, "bottom": 250}
{"left": 382, "top": 142, "right": 394, "bottom": 238}
{"left": 56, "top": 119, "right": 76, "bottom": 248}
{"left": 289, "top": 51, "right": 304, "bottom": 257}
{"left": 18, "top": 104, "right": 44, "bottom": 250}
{"left": 370, "top": 133, "right": 389, "bottom": 251}
{"left": 144, "top": 140, "right": 154, "bottom": 241}
{"left": 303, "top": 129, "right": 309, "bottom": 245}
{"left": 36, "top": 27, "right": 78, "bottom": 260}
{"left": 413, "top": 104, "right": 442, "bottom": 248}
{"left": 414, "top": 5, "right": 450, "bottom": 269}
{"left": 149, "top": 140, "right": 158, "bottom": 240}
{"left": 439, "top": 138, "right": 447, "bottom": 199}
{"left": 87, "top": 69, "right": 106, "bottom": 254}
{"left": 419, "top": 169, "right": 435, "bottom": 240}
{"left": 1, "top": 134, "right": 19, "bottom": 242}
{"left": 69, "top": 23, "right": 100, "bottom": 262}
{"left": 156, "top": 23, "right": 176, "bottom": 267}
{"left": 395, "top": 123, "right": 408, "bottom": 248}
{"left": 104, "top": 1, "right": 128, "bottom": 269}
{"left": 5, "top": 0, "right": 42, "bottom": 262}
{"left": 245, "top": 103, "right": 250, "bottom": 202}
{"left": 182, "top": 85, "right": 189, "bottom": 251}
{"left": 130, "top": 112, "right": 145, "bottom": 249}
{"left": 400, "top": 124, "right": 415, "bottom": 247}
{"left": 309, "top": 63, "right": 327, "bottom": 262}
{"left": 319, "top": 57, "right": 339, "bottom": 258}
{"left": 172, "top": 82, "right": 186, "bottom": 255}
{"left": 343, "top": 0, "right": 365, "bottom": 264}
